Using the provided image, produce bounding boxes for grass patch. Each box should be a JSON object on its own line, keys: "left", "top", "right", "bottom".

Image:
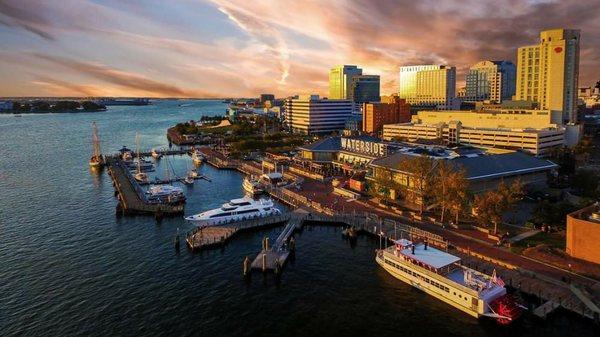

{"left": 509, "top": 231, "right": 565, "bottom": 254}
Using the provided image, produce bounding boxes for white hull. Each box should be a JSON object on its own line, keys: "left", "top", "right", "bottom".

{"left": 185, "top": 197, "right": 279, "bottom": 226}
{"left": 187, "top": 208, "right": 280, "bottom": 226}
{"left": 377, "top": 254, "right": 480, "bottom": 318}
{"left": 375, "top": 243, "right": 508, "bottom": 320}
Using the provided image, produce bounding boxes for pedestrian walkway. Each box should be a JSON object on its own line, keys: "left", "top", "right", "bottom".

{"left": 509, "top": 229, "right": 541, "bottom": 243}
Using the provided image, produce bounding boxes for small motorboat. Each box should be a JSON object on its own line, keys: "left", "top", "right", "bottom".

{"left": 182, "top": 176, "right": 194, "bottom": 185}
{"left": 135, "top": 172, "right": 149, "bottom": 183}
{"left": 188, "top": 169, "right": 199, "bottom": 178}
{"left": 151, "top": 148, "right": 162, "bottom": 159}
{"left": 192, "top": 152, "right": 204, "bottom": 165}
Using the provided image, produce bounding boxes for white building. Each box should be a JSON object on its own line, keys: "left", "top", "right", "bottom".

{"left": 465, "top": 60, "right": 516, "bottom": 103}
{"left": 383, "top": 109, "right": 566, "bottom": 156}
{"left": 285, "top": 95, "right": 353, "bottom": 135}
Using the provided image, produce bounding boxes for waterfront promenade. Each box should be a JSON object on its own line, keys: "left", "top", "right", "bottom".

{"left": 191, "top": 148, "right": 600, "bottom": 321}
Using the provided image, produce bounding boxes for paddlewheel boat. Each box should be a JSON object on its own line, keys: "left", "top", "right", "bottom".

{"left": 376, "top": 239, "right": 523, "bottom": 324}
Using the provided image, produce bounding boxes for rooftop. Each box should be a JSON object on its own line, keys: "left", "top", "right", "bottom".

{"left": 371, "top": 149, "right": 557, "bottom": 180}
{"left": 398, "top": 242, "right": 461, "bottom": 269}
{"left": 568, "top": 203, "right": 600, "bottom": 223}
{"left": 298, "top": 136, "right": 341, "bottom": 152}
{"left": 298, "top": 135, "right": 391, "bottom": 153}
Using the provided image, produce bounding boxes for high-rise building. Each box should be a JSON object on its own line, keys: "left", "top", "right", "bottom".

{"left": 349, "top": 75, "right": 380, "bottom": 103}
{"left": 284, "top": 95, "right": 353, "bottom": 135}
{"left": 260, "top": 94, "right": 275, "bottom": 104}
{"left": 362, "top": 95, "right": 410, "bottom": 134}
{"left": 515, "top": 29, "right": 580, "bottom": 123}
{"left": 329, "top": 65, "right": 363, "bottom": 99}
{"left": 398, "top": 65, "right": 456, "bottom": 109}
{"left": 465, "top": 61, "right": 516, "bottom": 103}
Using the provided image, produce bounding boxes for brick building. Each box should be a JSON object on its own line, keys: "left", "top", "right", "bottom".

{"left": 566, "top": 203, "right": 600, "bottom": 265}
{"left": 362, "top": 95, "right": 410, "bottom": 135}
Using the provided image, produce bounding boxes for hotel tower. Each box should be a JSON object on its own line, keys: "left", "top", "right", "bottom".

{"left": 515, "top": 29, "right": 580, "bottom": 123}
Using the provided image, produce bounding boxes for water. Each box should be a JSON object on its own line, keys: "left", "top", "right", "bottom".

{"left": 0, "top": 100, "right": 596, "bottom": 336}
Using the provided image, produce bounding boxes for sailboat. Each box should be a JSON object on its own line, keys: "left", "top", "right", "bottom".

{"left": 134, "top": 133, "right": 149, "bottom": 183}
{"left": 147, "top": 156, "right": 185, "bottom": 203}
{"left": 89, "top": 122, "right": 104, "bottom": 167}
{"left": 182, "top": 158, "right": 195, "bottom": 185}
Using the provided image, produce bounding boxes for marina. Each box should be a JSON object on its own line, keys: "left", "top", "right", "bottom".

{"left": 2, "top": 100, "right": 598, "bottom": 337}
{"left": 101, "top": 135, "right": 600, "bottom": 324}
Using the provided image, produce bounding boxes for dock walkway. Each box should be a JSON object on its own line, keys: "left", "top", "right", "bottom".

{"left": 251, "top": 209, "right": 308, "bottom": 272}
{"left": 107, "top": 157, "right": 184, "bottom": 216}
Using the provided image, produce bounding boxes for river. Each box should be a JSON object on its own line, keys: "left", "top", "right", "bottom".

{"left": 0, "top": 100, "right": 596, "bottom": 336}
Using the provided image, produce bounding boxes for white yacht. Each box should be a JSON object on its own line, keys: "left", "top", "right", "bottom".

{"left": 242, "top": 176, "right": 264, "bottom": 196}
{"left": 376, "top": 239, "right": 522, "bottom": 324}
{"left": 185, "top": 197, "right": 280, "bottom": 226}
{"left": 146, "top": 185, "right": 185, "bottom": 204}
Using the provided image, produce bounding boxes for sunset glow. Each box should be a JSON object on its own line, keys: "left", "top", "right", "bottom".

{"left": 1, "top": 0, "right": 599, "bottom": 97}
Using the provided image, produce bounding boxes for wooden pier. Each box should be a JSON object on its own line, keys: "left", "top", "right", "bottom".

{"left": 186, "top": 214, "right": 290, "bottom": 250}
{"left": 106, "top": 157, "right": 184, "bottom": 216}
{"left": 251, "top": 209, "right": 308, "bottom": 273}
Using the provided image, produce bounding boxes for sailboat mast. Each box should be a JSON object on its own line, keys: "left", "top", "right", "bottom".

{"left": 136, "top": 132, "right": 141, "bottom": 174}
{"left": 92, "top": 122, "right": 101, "bottom": 158}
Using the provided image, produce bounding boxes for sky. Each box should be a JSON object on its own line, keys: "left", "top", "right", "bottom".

{"left": 0, "top": 0, "right": 599, "bottom": 98}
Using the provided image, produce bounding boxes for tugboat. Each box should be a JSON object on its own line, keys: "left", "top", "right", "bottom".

{"left": 376, "top": 239, "right": 523, "bottom": 324}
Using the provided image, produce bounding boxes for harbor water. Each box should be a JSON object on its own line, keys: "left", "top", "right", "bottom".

{"left": 0, "top": 100, "right": 597, "bottom": 336}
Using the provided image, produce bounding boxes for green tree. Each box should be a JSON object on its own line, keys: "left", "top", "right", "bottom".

{"left": 398, "top": 155, "right": 436, "bottom": 214}
{"left": 571, "top": 169, "right": 600, "bottom": 198}
{"left": 369, "top": 168, "right": 398, "bottom": 206}
{"left": 473, "top": 190, "right": 504, "bottom": 233}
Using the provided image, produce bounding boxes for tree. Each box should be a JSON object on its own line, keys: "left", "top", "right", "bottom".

{"left": 474, "top": 180, "right": 524, "bottom": 233}
{"left": 571, "top": 169, "right": 600, "bottom": 198}
{"left": 369, "top": 168, "right": 398, "bottom": 206}
{"left": 447, "top": 168, "right": 469, "bottom": 225}
{"left": 473, "top": 190, "right": 504, "bottom": 233}
{"left": 530, "top": 200, "right": 577, "bottom": 229}
{"left": 398, "top": 155, "right": 436, "bottom": 214}
{"left": 432, "top": 160, "right": 453, "bottom": 223}
{"left": 498, "top": 179, "right": 525, "bottom": 224}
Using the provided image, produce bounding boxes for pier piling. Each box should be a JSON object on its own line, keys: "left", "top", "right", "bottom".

{"left": 243, "top": 256, "right": 251, "bottom": 277}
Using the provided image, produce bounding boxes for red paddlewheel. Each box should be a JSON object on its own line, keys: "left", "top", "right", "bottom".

{"left": 491, "top": 294, "right": 523, "bottom": 325}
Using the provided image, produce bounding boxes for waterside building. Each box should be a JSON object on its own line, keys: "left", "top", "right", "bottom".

{"left": 284, "top": 95, "right": 353, "bottom": 135}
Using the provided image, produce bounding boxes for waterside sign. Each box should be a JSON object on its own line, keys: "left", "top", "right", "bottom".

{"left": 341, "top": 137, "right": 387, "bottom": 157}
